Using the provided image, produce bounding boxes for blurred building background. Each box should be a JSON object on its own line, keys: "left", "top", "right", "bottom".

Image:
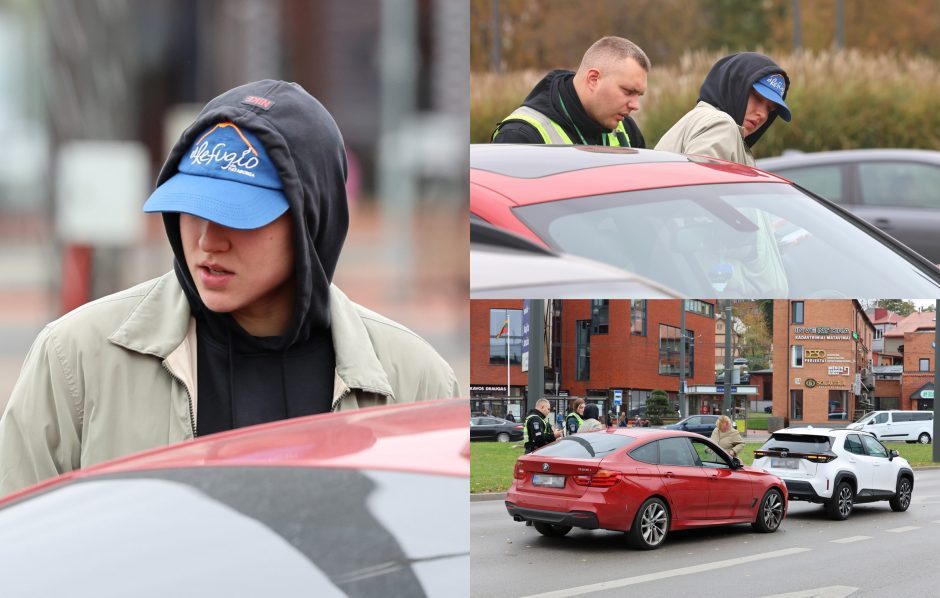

{"left": 0, "top": 0, "right": 469, "bottom": 409}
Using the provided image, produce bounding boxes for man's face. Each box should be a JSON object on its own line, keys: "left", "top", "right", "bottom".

{"left": 537, "top": 402, "right": 551, "bottom": 417}
{"left": 180, "top": 212, "right": 295, "bottom": 335}
{"left": 583, "top": 57, "right": 647, "bottom": 131}
{"left": 743, "top": 90, "right": 775, "bottom": 136}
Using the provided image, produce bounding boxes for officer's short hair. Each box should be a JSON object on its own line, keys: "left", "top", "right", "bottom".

{"left": 579, "top": 36, "right": 651, "bottom": 73}
{"left": 535, "top": 398, "right": 551, "bottom": 411}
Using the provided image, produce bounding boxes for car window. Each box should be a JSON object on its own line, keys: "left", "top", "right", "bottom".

{"left": 470, "top": 419, "right": 477, "bottom": 426}
{"left": 629, "top": 441, "right": 659, "bottom": 464}
{"left": 703, "top": 416, "right": 718, "bottom": 425}
{"left": 859, "top": 434, "right": 888, "bottom": 458}
{"left": 911, "top": 412, "right": 933, "bottom": 421}
{"left": 873, "top": 412, "right": 889, "bottom": 424}
{"left": 858, "top": 161, "right": 940, "bottom": 209}
{"left": 761, "top": 433, "right": 832, "bottom": 453}
{"left": 512, "top": 182, "right": 940, "bottom": 297}
{"left": 481, "top": 418, "right": 501, "bottom": 425}
{"left": 686, "top": 416, "right": 702, "bottom": 426}
{"left": 658, "top": 437, "right": 697, "bottom": 467}
{"left": 892, "top": 412, "right": 912, "bottom": 422}
{"left": 776, "top": 165, "right": 845, "bottom": 204}
{"left": 844, "top": 434, "right": 866, "bottom": 455}
{"left": 534, "top": 434, "right": 634, "bottom": 459}
{"left": 690, "top": 438, "right": 729, "bottom": 468}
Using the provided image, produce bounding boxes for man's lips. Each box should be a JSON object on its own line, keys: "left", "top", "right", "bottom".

{"left": 197, "top": 263, "right": 234, "bottom": 288}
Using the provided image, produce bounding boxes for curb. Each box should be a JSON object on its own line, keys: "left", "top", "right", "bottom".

{"left": 471, "top": 492, "right": 507, "bottom": 502}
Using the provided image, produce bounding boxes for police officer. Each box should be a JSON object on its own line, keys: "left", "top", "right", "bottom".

{"left": 524, "top": 398, "right": 560, "bottom": 454}
{"left": 491, "top": 36, "right": 649, "bottom": 147}
{"left": 564, "top": 398, "right": 585, "bottom": 436}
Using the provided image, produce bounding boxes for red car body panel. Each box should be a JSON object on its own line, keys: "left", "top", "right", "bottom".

{"left": 0, "top": 399, "right": 469, "bottom": 507}
{"left": 470, "top": 150, "right": 787, "bottom": 244}
{"left": 506, "top": 428, "right": 786, "bottom": 533}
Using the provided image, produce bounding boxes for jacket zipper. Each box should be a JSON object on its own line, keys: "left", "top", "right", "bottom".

{"left": 162, "top": 362, "right": 197, "bottom": 438}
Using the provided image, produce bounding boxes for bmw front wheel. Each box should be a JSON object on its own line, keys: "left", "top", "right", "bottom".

{"left": 752, "top": 488, "right": 785, "bottom": 533}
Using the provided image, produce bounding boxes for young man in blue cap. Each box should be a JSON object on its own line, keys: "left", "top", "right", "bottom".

{"left": 655, "top": 51, "right": 792, "bottom": 166}
{"left": 0, "top": 80, "right": 459, "bottom": 495}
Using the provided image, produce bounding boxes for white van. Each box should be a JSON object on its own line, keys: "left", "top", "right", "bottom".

{"left": 848, "top": 410, "right": 934, "bottom": 444}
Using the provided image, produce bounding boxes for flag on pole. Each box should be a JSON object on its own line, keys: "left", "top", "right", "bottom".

{"left": 496, "top": 318, "right": 510, "bottom": 338}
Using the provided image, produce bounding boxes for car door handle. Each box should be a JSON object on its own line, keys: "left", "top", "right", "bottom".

{"left": 664, "top": 472, "right": 674, "bottom": 478}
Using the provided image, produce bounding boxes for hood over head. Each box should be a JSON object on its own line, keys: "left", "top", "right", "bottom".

{"left": 583, "top": 403, "right": 600, "bottom": 420}
{"left": 146, "top": 80, "right": 348, "bottom": 350}
{"left": 698, "top": 52, "right": 791, "bottom": 148}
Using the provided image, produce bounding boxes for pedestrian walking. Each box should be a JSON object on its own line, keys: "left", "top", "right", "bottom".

{"left": 0, "top": 80, "right": 459, "bottom": 496}
{"left": 492, "top": 36, "right": 649, "bottom": 147}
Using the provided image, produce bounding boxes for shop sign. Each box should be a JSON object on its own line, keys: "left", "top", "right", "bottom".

{"left": 471, "top": 385, "right": 508, "bottom": 393}
{"left": 805, "top": 349, "right": 851, "bottom": 364}
{"left": 828, "top": 366, "right": 850, "bottom": 376}
{"left": 793, "top": 326, "right": 851, "bottom": 341}
{"left": 804, "top": 378, "right": 846, "bottom": 388}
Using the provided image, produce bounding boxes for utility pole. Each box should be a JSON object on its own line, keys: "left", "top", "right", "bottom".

{"left": 679, "top": 302, "right": 686, "bottom": 417}
{"left": 934, "top": 300, "right": 939, "bottom": 462}
{"left": 724, "top": 303, "right": 734, "bottom": 417}
{"left": 527, "top": 300, "right": 545, "bottom": 417}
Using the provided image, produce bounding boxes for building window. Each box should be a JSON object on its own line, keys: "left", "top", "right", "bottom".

{"left": 685, "top": 300, "right": 715, "bottom": 318}
{"left": 874, "top": 328, "right": 883, "bottom": 340}
{"left": 576, "top": 320, "right": 591, "bottom": 380}
{"left": 590, "top": 300, "right": 609, "bottom": 334}
{"left": 791, "top": 390, "right": 803, "bottom": 420}
{"left": 828, "top": 390, "right": 848, "bottom": 420}
{"left": 791, "top": 345, "right": 804, "bottom": 368}
{"left": 791, "top": 301, "right": 804, "bottom": 324}
{"left": 631, "top": 300, "right": 647, "bottom": 336}
{"left": 658, "top": 324, "right": 694, "bottom": 377}
{"left": 920, "top": 358, "right": 930, "bottom": 372}
{"left": 489, "top": 309, "right": 522, "bottom": 365}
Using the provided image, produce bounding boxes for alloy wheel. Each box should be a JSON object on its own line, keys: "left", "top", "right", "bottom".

{"left": 837, "top": 485, "right": 853, "bottom": 518}
{"left": 640, "top": 502, "right": 668, "bottom": 546}
{"left": 762, "top": 492, "right": 784, "bottom": 530}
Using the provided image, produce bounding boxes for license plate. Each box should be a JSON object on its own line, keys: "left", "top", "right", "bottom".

{"left": 771, "top": 458, "right": 798, "bottom": 469}
{"left": 532, "top": 474, "right": 565, "bottom": 488}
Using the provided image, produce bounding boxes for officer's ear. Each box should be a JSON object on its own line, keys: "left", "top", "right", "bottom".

{"left": 585, "top": 68, "right": 602, "bottom": 90}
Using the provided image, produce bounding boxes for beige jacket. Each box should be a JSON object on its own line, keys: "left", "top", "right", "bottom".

{"left": 654, "top": 101, "right": 756, "bottom": 166}
{"left": 0, "top": 272, "right": 459, "bottom": 495}
{"left": 711, "top": 425, "right": 746, "bottom": 457}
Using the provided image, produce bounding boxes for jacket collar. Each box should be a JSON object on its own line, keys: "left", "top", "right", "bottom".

{"left": 108, "top": 272, "right": 394, "bottom": 398}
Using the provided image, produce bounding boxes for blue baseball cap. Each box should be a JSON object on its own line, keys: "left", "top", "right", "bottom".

{"left": 143, "top": 122, "right": 289, "bottom": 229}
{"left": 752, "top": 73, "right": 791, "bottom": 122}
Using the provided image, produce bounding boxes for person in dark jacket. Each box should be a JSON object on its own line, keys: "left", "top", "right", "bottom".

{"left": 492, "top": 36, "right": 649, "bottom": 147}
{"left": 524, "top": 398, "right": 559, "bottom": 454}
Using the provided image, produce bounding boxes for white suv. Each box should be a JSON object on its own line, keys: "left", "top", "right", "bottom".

{"left": 752, "top": 427, "right": 914, "bottom": 520}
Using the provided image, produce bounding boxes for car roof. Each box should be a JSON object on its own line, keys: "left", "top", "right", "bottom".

{"left": 569, "top": 427, "right": 709, "bottom": 441}
{"left": 774, "top": 427, "right": 870, "bottom": 436}
{"left": 758, "top": 148, "right": 940, "bottom": 169}
{"left": 1, "top": 400, "right": 469, "bottom": 505}
{"left": 471, "top": 144, "right": 789, "bottom": 206}
{"left": 470, "top": 243, "right": 680, "bottom": 298}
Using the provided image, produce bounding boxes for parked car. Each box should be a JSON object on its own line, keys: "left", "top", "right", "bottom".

{"left": 753, "top": 427, "right": 913, "bottom": 520}
{"left": 470, "top": 416, "right": 524, "bottom": 442}
{"left": 847, "top": 410, "right": 933, "bottom": 443}
{"left": 0, "top": 399, "right": 469, "bottom": 596}
{"left": 665, "top": 414, "right": 721, "bottom": 437}
{"left": 470, "top": 220, "right": 679, "bottom": 298}
{"left": 506, "top": 428, "right": 787, "bottom": 549}
{"left": 757, "top": 149, "right": 940, "bottom": 262}
{"left": 471, "top": 144, "right": 940, "bottom": 298}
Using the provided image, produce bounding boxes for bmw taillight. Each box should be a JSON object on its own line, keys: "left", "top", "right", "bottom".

{"left": 514, "top": 465, "right": 525, "bottom": 480}
{"left": 573, "top": 470, "right": 620, "bottom": 488}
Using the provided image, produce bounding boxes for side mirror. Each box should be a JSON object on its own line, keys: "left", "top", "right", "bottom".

{"left": 889, "top": 449, "right": 899, "bottom": 460}
{"left": 730, "top": 457, "right": 743, "bottom": 469}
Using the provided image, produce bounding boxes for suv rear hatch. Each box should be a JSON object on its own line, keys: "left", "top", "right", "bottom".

{"left": 514, "top": 433, "right": 634, "bottom": 499}
{"left": 754, "top": 433, "right": 835, "bottom": 478}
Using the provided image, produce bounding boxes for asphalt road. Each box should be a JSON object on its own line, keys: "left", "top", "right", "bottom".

{"left": 470, "top": 468, "right": 940, "bottom": 598}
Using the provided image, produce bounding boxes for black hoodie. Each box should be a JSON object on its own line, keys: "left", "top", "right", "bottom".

{"left": 492, "top": 70, "right": 646, "bottom": 148}
{"left": 156, "top": 80, "right": 348, "bottom": 435}
{"left": 697, "top": 52, "right": 790, "bottom": 148}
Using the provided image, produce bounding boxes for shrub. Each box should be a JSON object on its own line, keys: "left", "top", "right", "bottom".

{"left": 646, "top": 389, "right": 671, "bottom": 426}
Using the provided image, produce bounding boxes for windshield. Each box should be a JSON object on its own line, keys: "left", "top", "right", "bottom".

{"left": 512, "top": 182, "right": 940, "bottom": 298}
{"left": 854, "top": 412, "right": 874, "bottom": 425}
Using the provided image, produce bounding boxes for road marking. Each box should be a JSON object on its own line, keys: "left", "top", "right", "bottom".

{"left": 759, "top": 586, "right": 858, "bottom": 598}
{"left": 885, "top": 526, "right": 920, "bottom": 533}
{"left": 517, "top": 547, "right": 812, "bottom": 598}
{"left": 829, "top": 536, "right": 871, "bottom": 544}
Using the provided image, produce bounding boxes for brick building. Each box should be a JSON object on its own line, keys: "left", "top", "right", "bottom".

{"left": 901, "top": 329, "right": 936, "bottom": 411}
{"left": 772, "top": 300, "right": 875, "bottom": 424}
{"left": 470, "top": 299, "right": 717, "bottom": 420}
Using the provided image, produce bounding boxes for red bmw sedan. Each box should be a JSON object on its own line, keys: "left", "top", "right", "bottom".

{"left": 505, "top": 428, "right": 787, "bottom": 550}
{"left": 0, "top": 399, "right": 469, "bottom": 597}
{"left": 471, "top": 144, "right": 940, "bottom": 298}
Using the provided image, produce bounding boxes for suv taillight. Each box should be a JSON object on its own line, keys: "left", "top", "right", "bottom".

{"left": 754, "top": 450, "right": 835, "bottom": 463}
{"left": 804, "top": 454, "right": 836, "bottom": 463}
{"left": 573, "top": 470, "right": 620, "bottom": 488}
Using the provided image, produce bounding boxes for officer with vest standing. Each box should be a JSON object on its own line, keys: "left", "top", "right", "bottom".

{"left": 564, "top": 398, "right": 585, "bottom": 436}
{"left": 524, "top": 398, "right": 560, "bottom": 454}
{"left": 491, "top": 36, "right": 649, "bottom": 147}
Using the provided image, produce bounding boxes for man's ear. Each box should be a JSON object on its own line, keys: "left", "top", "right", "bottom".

{"left": 585, "top": 68, "right": 601, "bottom": 91}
